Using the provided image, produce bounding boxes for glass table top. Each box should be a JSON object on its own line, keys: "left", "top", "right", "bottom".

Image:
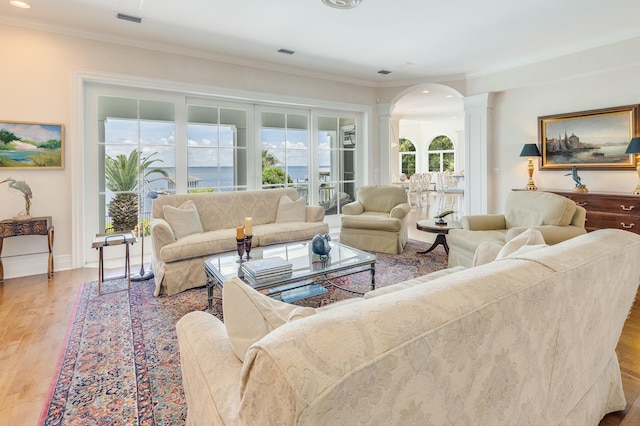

{"left": 204, "top": 240, "right": 375, "bottom": 291}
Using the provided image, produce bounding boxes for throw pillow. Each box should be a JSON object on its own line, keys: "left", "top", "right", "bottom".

{"left": 276, "top": 196, "right": 307, "bottom": 223}
{"left": 223, "top": 277, "right": 315, "bottom": 361}
{"left": 496, "top": 228, "right": 546, "bottom": 260}
{"left": 162, "top": 200, "right": 203, "bottom": 240}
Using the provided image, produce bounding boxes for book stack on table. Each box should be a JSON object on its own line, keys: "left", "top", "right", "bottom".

{"left": 241, "top": 257, "right": 293, "bottom": 285}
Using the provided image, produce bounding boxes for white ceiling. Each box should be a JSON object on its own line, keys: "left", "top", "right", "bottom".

{"left": 3, "top": 0, "right": 640, "bottom": 117}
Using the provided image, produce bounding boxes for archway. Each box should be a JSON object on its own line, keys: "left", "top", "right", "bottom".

{"left": 389, "top": 84, "right": 464, "bottom": 181}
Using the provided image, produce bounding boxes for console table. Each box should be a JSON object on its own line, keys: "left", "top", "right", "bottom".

{"left": 540, "top": 190, "right": 640, "bottom": 234}
{"left": 0, "top": 216, "right": 54, "bottom": 282}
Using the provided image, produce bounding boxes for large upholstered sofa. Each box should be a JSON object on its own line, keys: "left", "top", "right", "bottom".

{"left": 176, "top": 228, "right": 640, "bottom": 425}
{"left": 150, "top": 188, "right": 328, "bottom": 296}
{"left": 447, "top": 190, "right": 587, "bottom": 267}
{"left": 340, "top": 185, "right": 412, "bottom": 254}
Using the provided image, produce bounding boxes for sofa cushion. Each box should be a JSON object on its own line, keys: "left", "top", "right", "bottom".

{"left": 276, "top": 196, "right": 307, "bottom": 223}
{"left": 162, "top": 200, "right": 203, "bottom": 240}
{"left": 222, "top": 277, "right": 315, "bottom": 361}
{"left": 496, "top": 228, "right": 546, "bottom": 260}
{"left": 504, "top": 191, "right": 577, "bottom": 228}
{"left": 341, "top": 213, "right": 402, "bottom": 232}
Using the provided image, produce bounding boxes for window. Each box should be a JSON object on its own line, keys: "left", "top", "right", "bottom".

{"left": 99, "top": 96, "right": 176, "bottom": 234}
{"left": 317, "top": 116, "right": 357, "bottom": 214}
{"left": 187, "top": 105, "right": 248, "bottom": 192}
{"left": 84, "top": 82, "right": 364, "bottom": 265}
{"left": 399, "top": 138, "right": 416, "bottom": 176}
{"left": 260, "top": 111, "right": 309, "bottom": 192}
{"left": 427, "top": 135, "right": 455, "bottom": 172}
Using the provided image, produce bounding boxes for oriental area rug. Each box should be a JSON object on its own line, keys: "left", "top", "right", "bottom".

{"left": 40, "top": 240, "right": 447, "bottom": 425}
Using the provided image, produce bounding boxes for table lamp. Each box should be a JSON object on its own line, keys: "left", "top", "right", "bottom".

{"left": 519, "top": 143, "right": 541, "bottom": 190}
{"left": 625, "top": 137, "right": 640, "bottom": 195}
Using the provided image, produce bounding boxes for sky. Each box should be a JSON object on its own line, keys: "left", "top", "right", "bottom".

{"left": 104, "top": 118, "right": 333, "bottom": 168}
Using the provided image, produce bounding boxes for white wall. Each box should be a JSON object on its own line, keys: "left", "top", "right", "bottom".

{"left": 0, "top": 23, "right": 377, "bottom": 278}
{"left": 467, "top": 36, "right": 640, "bottom": 212}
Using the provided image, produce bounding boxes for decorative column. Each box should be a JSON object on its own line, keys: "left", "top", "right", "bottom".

{"left": 462, "top": 93, "right": 493, "bottom": 215}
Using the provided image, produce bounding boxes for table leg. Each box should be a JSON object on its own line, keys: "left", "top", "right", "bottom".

{"left": 0, "top": 237, "right": 3, "bottom": 283}
{"left": 125, "top": 242, "right": 131, "bottom": 291}
{"left": 98, "top": 247, "right": 104, "bottom": 296}
{"left": 370, "top": 262, "right": 376, "bottom": 291}
{"left": 47, "top": 226, "right": 54, "bottom": 279}
{"left": 207, "top": 277, "right": 214, "bottom": 311}
{"left": 417, "top": 234, "right": 449, "bottom": 255}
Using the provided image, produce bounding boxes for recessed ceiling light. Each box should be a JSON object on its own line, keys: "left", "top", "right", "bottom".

{"left": 445, "top": 94, "right": 454, "bottom": 98}
{"left": 377, "top": 69, "right": 391, "bottom": 75}
{"left": 321, "top": 0, "right": 363, "bottom": 9}
{"left": 10, "top": 1, "right": 31, "bottom": 8}
{"left": 421, "top": 90, "right": 430, "bottom": 94}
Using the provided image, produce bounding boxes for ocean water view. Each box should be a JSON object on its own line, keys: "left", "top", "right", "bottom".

{"left": 151, "top": 166, "right": 318, "bottom": 191}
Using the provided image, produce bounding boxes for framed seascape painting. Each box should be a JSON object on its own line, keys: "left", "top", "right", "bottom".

{"left": 0, "top": 121, "right": 64, "bottom": 169}
{"left": 538, "top": 104, "right": 638, "bottom": 170}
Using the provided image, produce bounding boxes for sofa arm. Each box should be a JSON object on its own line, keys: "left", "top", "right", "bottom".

{"left": 150, "top": 218, "right": 175, "bottom": 257}
{"left": 506, "top": 225, "right": 587, "bottom": 245}
{"left": 390, "top": 202, "right": 412, "bottom": 219}
{"left": 462, "top": 214, "right": 506, "bottom": 230}
{"left": 176, "top": 311, "right": 243, "bottom": 425}
{"left": 306, "top": 205, "right": 325, "bottom": 223}
{"left": 342, "top": 200, "right": 364, "bottom": 215}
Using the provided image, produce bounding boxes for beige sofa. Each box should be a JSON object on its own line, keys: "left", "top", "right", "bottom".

{"left": 340, "top": 185, "right": 412, "bottom": 254}
{"left": 447, "top": 190, "right": 586, "bottom": 268}
{"left": 176, "top": 228, "right": 640, "bottom": 425}
{"left": 150, "top": 188, "right": 328, "bottom": 296}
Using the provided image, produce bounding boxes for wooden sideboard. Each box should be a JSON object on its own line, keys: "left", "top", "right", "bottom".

{"left": 542, "top": 190, "right": 640, "bottom": 234}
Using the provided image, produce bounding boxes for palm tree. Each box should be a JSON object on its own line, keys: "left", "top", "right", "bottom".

{"left": 262, "top": 150, "right": 279, "bottom": 169}
{"left": 261, "top": 149, "right": 293, "bottom": 187}
{"left": 105, "top": 151, "right": 168, "bottom": 232}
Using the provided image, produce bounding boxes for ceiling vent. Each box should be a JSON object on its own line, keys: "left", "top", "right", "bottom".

{"left": 116, "top": 13, "right": 142, "bottom": 24}
{"left": 278, "top": 48, "right": 295, "bottom": 55}
{"left": 377, "top": 69, "right": 391, "bottom": 75}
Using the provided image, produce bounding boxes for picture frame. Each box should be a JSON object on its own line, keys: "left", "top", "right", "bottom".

{"left": 538, "top": 104, "right": 638, "bottom": 170}
{"left": 0, "top": 121, "right": 64, "bottom": 169}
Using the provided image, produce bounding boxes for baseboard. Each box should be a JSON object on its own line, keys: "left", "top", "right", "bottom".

{"left": 1, "top": 254, "right": 72, "bottom": 280}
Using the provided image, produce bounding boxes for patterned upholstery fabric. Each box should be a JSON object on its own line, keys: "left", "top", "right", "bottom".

{"left": 177, "top": 229, "right": 640, "bottom": 425}
{"left": 150, "top": 188, "right": 328, "bottom": 296}
{"left": 447, "top": 191, "right": 587, "bottom": 268}
{"left": 340, "top": 185, "right": 412, "bottom": 254}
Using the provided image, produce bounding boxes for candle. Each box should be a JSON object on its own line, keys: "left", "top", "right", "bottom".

{"left": 236, "top": 226, "right": 244, "bottom": 240}
{"left": 245, "top": 217, "right": 253, "bottom": 236}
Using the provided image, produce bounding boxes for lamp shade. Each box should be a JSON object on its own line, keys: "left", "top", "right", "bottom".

{"left": 625, "top": 137, "right": 640, "bottom": 154}
{"left": 520, "top": 143, "right": 541, "bottom": 157}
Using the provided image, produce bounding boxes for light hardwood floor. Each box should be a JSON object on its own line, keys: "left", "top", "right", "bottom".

{"left": 0, "top": 205, "right": 638, "bottom": 425}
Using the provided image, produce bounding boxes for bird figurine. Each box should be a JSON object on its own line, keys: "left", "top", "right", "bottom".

{"left": 564, "top": 166, "right": 588, "bottom": 192}
{"left": 1, "top": 177, "right": 33, "bottom": 218}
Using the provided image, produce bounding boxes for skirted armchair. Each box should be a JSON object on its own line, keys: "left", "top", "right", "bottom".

{"left": 340, "top": 185, "right": 412, "bottom": 254}
{"left": 447, "top": 190, "right": 587, "bottom": 268}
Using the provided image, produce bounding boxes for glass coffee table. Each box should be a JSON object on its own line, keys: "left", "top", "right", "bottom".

{"left": 204, "top": 240, "right": 376, "bottom": 311}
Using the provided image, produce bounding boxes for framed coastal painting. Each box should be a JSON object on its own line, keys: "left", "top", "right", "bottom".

{"left": 538, "top": 104, "right": 638, "bottom": 170}
{"left": 0, "top": 121, "right": 64, "bottom": 169}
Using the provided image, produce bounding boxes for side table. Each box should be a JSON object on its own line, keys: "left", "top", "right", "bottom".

{"left": 0, "top": 216, "right": 54, "bottom": 282}
{"left": 92, "top": 231, "right": 137, "bottom": 296}
{"left": 416, "top": 219, "right": 462, "bottom": 255}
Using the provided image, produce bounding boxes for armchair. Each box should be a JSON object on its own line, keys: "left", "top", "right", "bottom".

{"left": 340, "top": 185, "right": 412, "bottom": 254}
{"left": 447, "top": 190, "right": 587, "bottom": 267}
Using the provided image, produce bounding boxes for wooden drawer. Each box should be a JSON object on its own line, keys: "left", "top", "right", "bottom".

{"left": 530, "top": 189, "right": 640, "bottom": 235}
{"left": 585, "top": 211, "right": 640, "bottom": 234}
{"left": 565, "top": 194, "right": 640, "bottom": 215}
